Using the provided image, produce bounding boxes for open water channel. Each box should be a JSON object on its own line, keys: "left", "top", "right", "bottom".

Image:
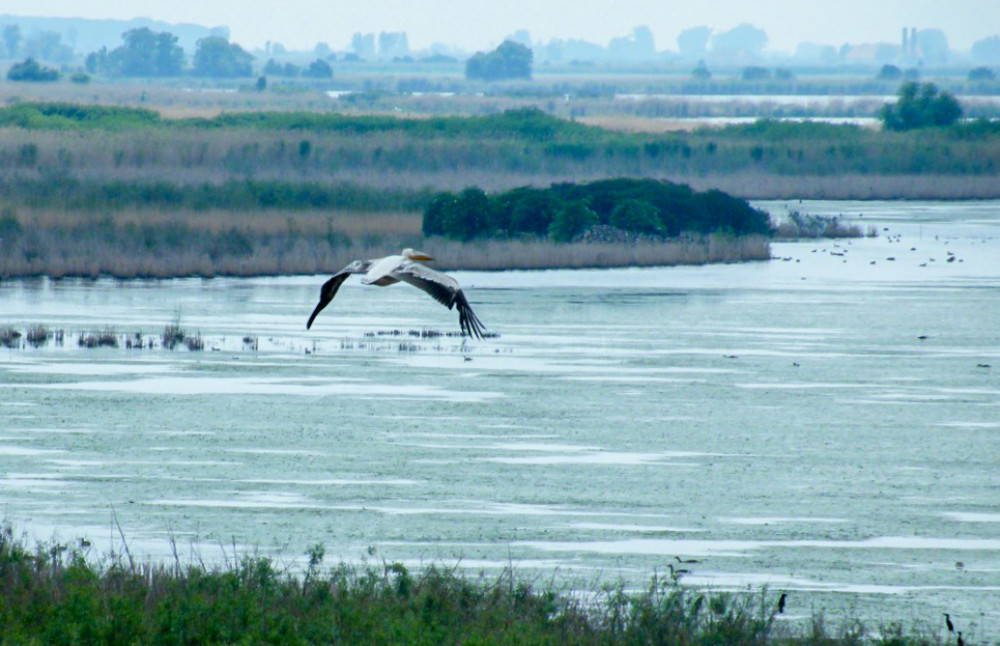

{"left": 2, "top": 200, "right": 999, "bottom": 638}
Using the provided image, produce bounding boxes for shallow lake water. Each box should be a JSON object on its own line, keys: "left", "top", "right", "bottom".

{"left": 2, "top": 200, "right": 999, "bottom": 638}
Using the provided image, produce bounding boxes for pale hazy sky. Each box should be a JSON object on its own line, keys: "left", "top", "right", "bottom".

{"left": 11, "top": 0, "right": 999, "bottom": 53}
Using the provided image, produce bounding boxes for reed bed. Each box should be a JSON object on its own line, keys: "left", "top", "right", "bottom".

{"left": 0, "top": 203, "right": 769, "bottom": 278}
{"left": 425, "top": 234, "right": 772, "bottom": 271}
{"left": 0, "top": 523, "right": 949, "bottom": 646}
{"left": 1, "top": 125, "right": 996, "bottom": 194}
{"left": 0, "top": 104, "right": 998, "bottom": 199}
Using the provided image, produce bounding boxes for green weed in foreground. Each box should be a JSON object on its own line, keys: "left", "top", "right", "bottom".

{"left": 0, "top": 525, "right": 950, "bottom": 646}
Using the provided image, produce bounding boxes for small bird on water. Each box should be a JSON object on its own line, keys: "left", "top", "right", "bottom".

{"left": 667, "top": 564, "right": 689, "bottom": 581}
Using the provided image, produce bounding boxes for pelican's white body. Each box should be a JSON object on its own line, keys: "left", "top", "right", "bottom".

{"left": 361, "top": 254, "right": 406, "bottom": 287}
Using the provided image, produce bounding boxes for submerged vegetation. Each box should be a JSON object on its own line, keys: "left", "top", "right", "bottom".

{"left": 772, "top": 211, "right": 870, "bottom": 239}
{"left": 0, "top": 523, "right": 948, "bottom": 646}
{"left": 0, "top": 319, "right": 206, "bottom": 351}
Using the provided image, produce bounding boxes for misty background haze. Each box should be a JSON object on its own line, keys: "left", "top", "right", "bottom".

{"left": 2, "top": 0, "right": 999, "bottom": 67}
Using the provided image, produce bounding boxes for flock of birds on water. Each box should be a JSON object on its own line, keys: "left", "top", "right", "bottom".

{"left": 775, "top": 227, "right": 970, "bottom": 267}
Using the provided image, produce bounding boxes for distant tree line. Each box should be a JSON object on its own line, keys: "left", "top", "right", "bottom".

{"left": 85, "top": 28, "right": 184, "bottom": 77}
{"left": 263, "top": 57, "right": 333, "bottom": 79}
{"left": 465, "top": 41, "right": 532, "bottom": 81}
{"left": 83, "top": 28, "right": 258, "bottom": 78}
{"left": 423, "top": 179, "right": 771, "bottom": 242}
{"left": 1, "top": 24, "right": 74, "bottom": 62}
{"left": 190, "top": 36, "right": 254, "bottom": 77}
{"left": 4, "top": 24, "right": 337, "bottom": 81}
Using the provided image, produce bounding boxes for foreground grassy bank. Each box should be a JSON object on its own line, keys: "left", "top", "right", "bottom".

{"left": 0, "top": 525, "right": 946, "bottom": 646}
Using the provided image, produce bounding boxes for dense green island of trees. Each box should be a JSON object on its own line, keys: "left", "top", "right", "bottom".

{"left": 423, "top": 178, "right": 770, "bottom": 242}
{"left": 879, "top": 82, "right": 962, "bottom": 131}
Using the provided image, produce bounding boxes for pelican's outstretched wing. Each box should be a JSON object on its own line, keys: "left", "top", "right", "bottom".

{"left": 393, "top": 261, "right": 487, "bottom": 339}
{"left": 306, "top": 260, "right": 372, "bottom": 329}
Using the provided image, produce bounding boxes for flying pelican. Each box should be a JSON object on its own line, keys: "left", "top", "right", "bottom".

{"left": 306, "top": 248, "right": 487, "bottom": 339}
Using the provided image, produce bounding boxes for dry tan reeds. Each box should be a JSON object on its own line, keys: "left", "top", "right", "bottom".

{"left": 0, "top": 201, "right": 769, "bottom": 278}
{"left": 1, "top": 104, "right": 996, "bottom": 198}
{"left": 421, "top": 234, "right": 771, "bottom": 271}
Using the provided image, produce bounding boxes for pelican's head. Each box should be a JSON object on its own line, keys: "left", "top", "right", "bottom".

{"left": 345, "top": 260, "right": 368, "bottom": 272}
{"left": 402, "top": 248, "right": 435, "bottom": 262}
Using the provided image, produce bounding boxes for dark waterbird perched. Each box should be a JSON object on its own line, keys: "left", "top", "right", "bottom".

{"left": 667, "top": 564, "right": 689, "bottom": 581}
{"left": 945, "top": 613, "right": 955, "bottom": 632}
{"left": 778, "top": 592, "right": 787, "bottom": 613}
{"left": 306, "top": 249, "right": 487, "bottom": 339}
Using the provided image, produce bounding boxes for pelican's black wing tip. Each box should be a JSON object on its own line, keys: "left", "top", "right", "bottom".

{"left": 307, "top": 272, "right": 353, "bottom": 331}
{"left": 306, "top": 293, "right": 332, "bottom": 330}
{"left": 306, "top": 304, "right": 323, "bottom": 330}
{"left": 455, "top": 291, "right": 487, "bottom": 340}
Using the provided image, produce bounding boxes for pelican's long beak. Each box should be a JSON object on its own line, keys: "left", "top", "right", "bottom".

{"left": 409, "top": 251, "right": 435, "bottom": 261}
